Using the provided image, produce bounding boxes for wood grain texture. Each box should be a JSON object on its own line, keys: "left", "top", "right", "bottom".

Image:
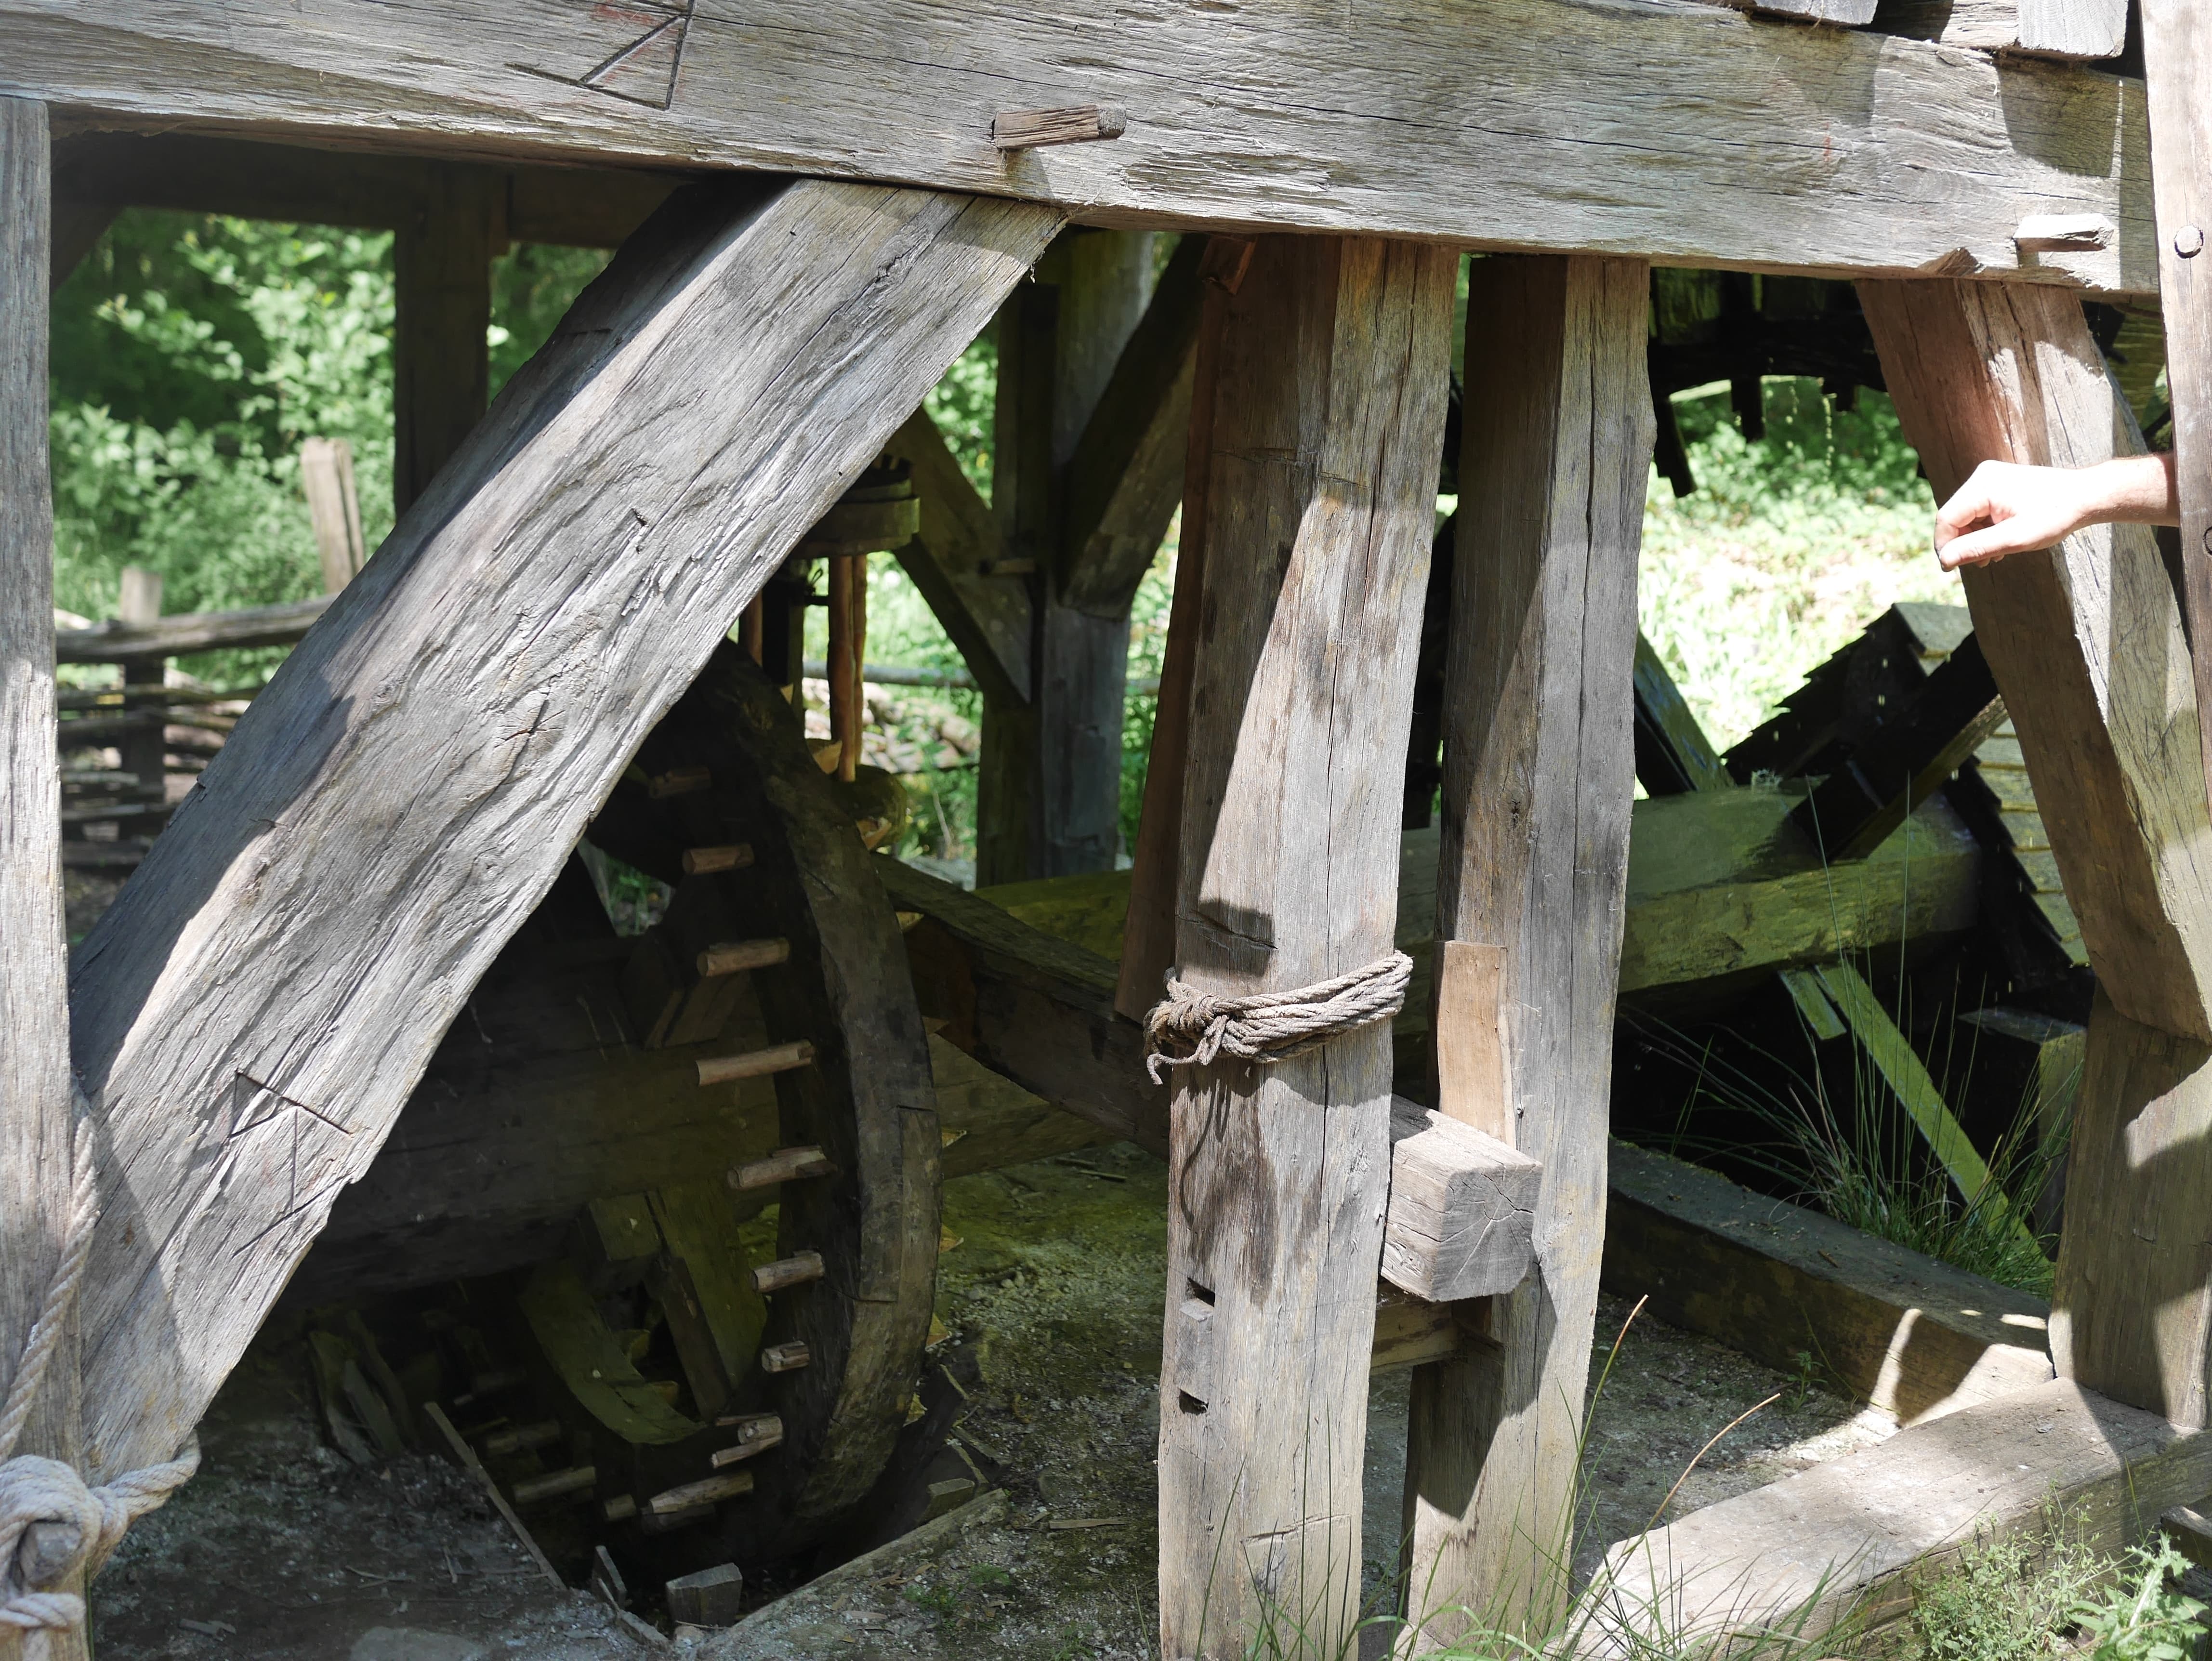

{"left": 1860, "top": 279, "right": 2212, "bottom": 1042}
{"left": 0, "top": 0, "right": 2158, "bottom": 292}
{"left": 1403, "top": 256, "right": 1651, "bottom": 1646}
{"left": 64, "top": 178, "right": 1060, "bottom": 1486}
{"left": 1725, "top": 0, "right": 1876, "bottom": 25}
{"left": 0, "top": 92, "right": 89, "bottom": 1661}
{"left": 53, "top": 595, "right": 332, "bottom": 663}
{"left": 1157, "top": 234, "right": 1454, "bottom": 1657}
{"left": 1605, "top": 1141, "right": 2053, "bottom": 1427}
{"left": 1587, "top": 1380, "right": 2212, "bottom": 1648}
{"left": 1881, "top": 0, "right": 2129, "bottom": 60}
{"left": 2141, "top": 0, "right": 2212, "bottom": 804}
{"left": 1382, "top": 1101, "right": 1540, "bottom": 1303}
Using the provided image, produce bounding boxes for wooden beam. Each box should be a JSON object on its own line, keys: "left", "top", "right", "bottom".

{"left": 1861, "top": 280, "right": 2212, "bottom": 1043}
{"left": 1, "top": 1, "right": 2157, "bottom": 293}
{"left": 50, "top": 131, "right": 680, "bottom": 249}
{"left": 1402, "top": 255, "right": 1650, "bottom": 1648}
{"left": 53, "top": 594, "right": 333, "bottom": 663}
{"left": 0, "top": 92, "right": 91, "bottom": 1661}
{"left": 64, "top": 179, "right": 1062, "bottom": 1485}
{"left": 883, "top": 410, "right": 1030, "bottom": 707}
{"left": 394, "top": 164, "right": 498, "bottom": 514}
{"left": 1156, "top": 234, "right": 1454, "bottom": 1658}
{"left": 1630, "top": 632, "right": 1729, "bottom": 796}
{"left": 1057, "top": 233, "right": 1203, "bottom": 617}
{"left": 1384, "top": 1100, "right": 1540, "bottom": 1304}
{"left": 1588, "top": 1381, "right": 2212, "bottom": 1648}
{"left": 1725, "top": 0, "right": 1876, "bottom": 25}
{"left": 1882, "top": 0, "right": 2130, "bottom": 60}
{"left": 2142, "top": 0, "right": 2212, "bottom": 803}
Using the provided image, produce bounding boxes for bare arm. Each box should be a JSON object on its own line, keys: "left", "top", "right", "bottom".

{"left": 1933, "top": 452, "right": 2179, "bottom": 570}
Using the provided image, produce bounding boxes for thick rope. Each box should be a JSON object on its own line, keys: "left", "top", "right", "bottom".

{"left": 0, "top": 1109, "right": 200, "bottom": 1634}
{"left": 1143, "top": 952, "right": 1413, "bottom": 1084}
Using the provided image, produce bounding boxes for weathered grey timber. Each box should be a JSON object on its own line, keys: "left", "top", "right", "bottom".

{"left": 64, "top": 179, "right": 1061, "bottom": 1487}
{"left": 1586, "top": 1381, "right": 2212, "bottom": 1650}
{"left": 0, "top": 0, "right": 2157, "bottom": 293}
{"left": 1383, "top": 1101, "right": 1541, "bottom": 1304}
{"left": 1157, "top": 234, "right": 1455, "bottom": 1659}
{"left": 1883, "top": 0, "right": 2129, "bottom": 58}
{"left": 1605, "top": 1142, "right": 2054, "bottom": 1426}
{"left": 393, "top": 165, "right": 496, "bottom": 514}
{"left": 51, "top": 131, "right": 681, "bottom": 252}
{"left": 1862, "top": 280, "right": 2212, "bottom": 1044}
{"left": 53, "top": 595, "right": 333, "bottom": 664}
{"left": 1725, "top": 0, "right": 1876, "bottom": 27}
{"left": 0, "top": 92, "right": 90, "bottom": 1661}
{"left": 2142, "top": 0, "right": 2212, "bottom": 797}
{"left": 1403, "top": 257, "right": 1650, "bottom": 1649}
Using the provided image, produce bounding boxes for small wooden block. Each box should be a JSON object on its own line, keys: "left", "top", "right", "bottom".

{"left": 697, "top": 936, "right": 791, "bottom": 977}
{"left": 1381, "top": 1096, "right": 1542, "bottom": 1302}
{"left": 603, "top": 1494, "right": 639, "bottom": 1522}
{"left": 697, "top": 1039, "right": 814, "bottom": 1086}
{"left": 682, "top": 843, "right": 753, "bottom": 875}
{"left": 1434, "top": 939, "right": 1511, "bottom": 1142}
{"left": 728, "top": 1144, "right": 836, "bottom": 1191}
{"left": 647, "top": 1469, "right": 755, "bottom": 1514}
{"left": 991, "top": 105, "right": 1128, "bottom": 150}
{"left": 760, "top": 1340, "right": 811, "bottom": 1373}
{"left": 647, "top": 765, "right": 713, "bottom": 799}
{"left": 665, "top": 1562, "right": 746, "bottom": 1628}
{"left": 751, "top": 1250, "right": 825, "bottom": 1295}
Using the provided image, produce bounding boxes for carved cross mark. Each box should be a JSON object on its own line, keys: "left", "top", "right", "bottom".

{"left": 511, "top": 0, "right": 696, "bottom": 112}
{"left": 218, "top": 1073, "right": 355, "bottom": 1256}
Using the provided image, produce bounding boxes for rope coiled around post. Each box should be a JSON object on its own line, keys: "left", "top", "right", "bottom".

{"left": 1142, "top": 951, "right": 1413, "bottom": 1084}
{"left": 0, "top": 1109, "right": 200, "bottom": 1635}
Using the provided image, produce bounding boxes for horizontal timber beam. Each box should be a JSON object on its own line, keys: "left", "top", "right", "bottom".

{"left": 5, "top": 0, "right": 2155, "bottom": 293}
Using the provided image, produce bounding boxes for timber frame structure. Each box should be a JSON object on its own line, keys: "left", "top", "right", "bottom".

{"left": 1, "top": 1, "right": 2209, "bottom": 1656}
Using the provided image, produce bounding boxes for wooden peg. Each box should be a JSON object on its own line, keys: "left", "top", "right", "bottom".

{"left": 760, "top": 1341, "right": 811, "bottom": 1374}
{"left": 728, "top": 1145, "right": 836, "bottom": 1191}
{"left": 991, "top": 105, "right": 1128, "bottom": 150}
{"left": 482, "top": 1419, "right": 563, "bottom": 1457}
{"left": 510, "top": 1466, "right": 597, "bottom": 1504}
{"left": 682, "top": 843, "right": 754, "bottom": 875}
{"left": 603, "top": 1494, "right": 638, "bottom": 1522}
{"left": 696, "top": 1039, "right": 814, "bottom": 1086}
{"left": 750, "top": 1250, "right": 825, "bottom": 1295}
{"left": 710, "top": 1424, "right": 785, "bottom": 1468}
{"left": 712, "top": 1410, "right": 783, "bottom": 1444}
{"left": 647, "top": 1470, "right": 754, "bottom": 1515}
{"left": 696, "top": 937, "right": 791, "bottom": 977}
{"left": 647, "top": 765, "right": 712, "bottom": 799}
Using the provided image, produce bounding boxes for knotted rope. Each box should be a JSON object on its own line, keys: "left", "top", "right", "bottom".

{"left": 1143, "top": 951, "right": 1414, "bottom": 1084}
{"left": 0, "top": 1110, "right": 199, "bottom": 1635}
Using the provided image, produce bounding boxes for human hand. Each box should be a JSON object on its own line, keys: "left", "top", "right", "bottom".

{"left": 1932, "top": 454, "right": 2178, "bottom": 571}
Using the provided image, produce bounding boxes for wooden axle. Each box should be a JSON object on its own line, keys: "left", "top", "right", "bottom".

{"left": 696, "top": 937, "right": 790, "bottom": 977}
{"left": 696, "top": 1040, "right": 814, "bottom": 1087}
{"left": 681, "top": 843, "right": 753, "bottom": 875}
{"left": 510, "top": 1465, "right": 596, "bottom": 1504}
{"left": 760, "top": 1341, "right": 811, "bottom": 1374}
{"left": 750, "top": 1251, "right": 825, "bottom": 1295}
{"left": 728, "top": 1144, "right": 836, "bottom": 1192}
{"left": 481, "top": 1419, "right": 563, "bottom": 1457}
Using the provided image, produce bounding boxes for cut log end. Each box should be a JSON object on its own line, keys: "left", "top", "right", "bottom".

{"left": 728, "top": 1145, "right": 837, "bottom": 1191}
{"left": 750, "top": 1250, "right": 826, "bottom": 1295}
{"left": 697, "top": 937, "right": 791, "bottom": 977}
{"left": 760, "top": 1341, "right": 812, "bottom": 1374}
{"left": 696, "top": 1039, "right": 815, "bottom": 1086}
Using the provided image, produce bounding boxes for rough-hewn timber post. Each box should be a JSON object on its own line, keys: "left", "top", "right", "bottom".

{"left": 394, "top": 164, "right": 499, "bottom": 515}
{"left": 0, "top": 94, "right": 90, "bottom": 1661}
{"left": 1400, "top": 256, "right": 1650, "bottom": 1648}
{"left": 976, "top": 231, "right": 1156, "bottom": 883}
{"left": 1861, "top": 280, "right": 2212, "bottom": 1425}
{"left": 1157, "top": 233, "right": 1454, "bottom": 1659}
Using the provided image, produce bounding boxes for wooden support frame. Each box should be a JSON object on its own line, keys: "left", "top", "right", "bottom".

{"left": 393, "top": 165, "right": 500, "bottom": 514}
{"left": 1402, "top": 255, "right": 1650, "bottom": 1647}
{"left": 1862, "top": 279, "right": 2212, "bottom": 1429}
{"left": 64, "top": 179, "right": 1062, "bottom": 1486}
{"left": 1155, "top": 233, "right": 1454, "bottom": 1658}
{"left": 0, "top": 92, "right": 91, "bottom": 1661}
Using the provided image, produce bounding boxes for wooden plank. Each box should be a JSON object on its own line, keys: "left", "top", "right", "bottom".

{"left": 50, "top": 131, "right": 680, "bottom": 249}
{"left": 1058, "top": 233, "right": 1203, "bottom": 617}
{"left": 1403, "top": 255, "right": 1650, "bottom": 1647}
{"left": 0, "top": 0, "right": 2158, "bottom": 293}
{"left": 1156, "top": 234, "right": 1454, "bottom": 1658}
{"left": 1860, "top": 279, "right": 2212, "bottom": 1044}
{"left": 1604, "top": 1140, "right": 2054, "bottom": 1426}
{"left": 394, "top": 165, "right": 498, "bottom": 514}
{"left": 1589, "top": 1381, "right": 2212, "bottom": 1647}
{"left": 1882, "top": 0, "right": 2129, "bottom": 60}
{"left": 2142, "top": 0, "right": 2212, "bottom": 802}
{"left": 883, "top": 410, "right": 1030, "bottom": 707}
{"left": 53, "top": 594, "right": 333, "bottom": 662}
{"left": 0, "top": 92, "right": 91, "bottom": 1661}
{"left": 64, "top": 179, "right": 1061, "bottom": 1486}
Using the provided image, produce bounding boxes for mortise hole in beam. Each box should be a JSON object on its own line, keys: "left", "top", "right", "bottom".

{"left": 1177, "top": 1391, "right": 1208, "bottom": 1416}
{"left": 1185, "top": 1279, "right": 1215, "bottom": 1305}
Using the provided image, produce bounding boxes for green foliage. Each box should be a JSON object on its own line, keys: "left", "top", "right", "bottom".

{"left": 1908, "top": 1529, "right": 2205, "bottom": 1661}
{"left": 2072, "top": 1542, "right": 2208, "bottom": 1661}
{"left": 487, "top": 243, "right": 610, "bottom": 397}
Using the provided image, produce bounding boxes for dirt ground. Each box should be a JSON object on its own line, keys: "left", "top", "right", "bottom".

{"left": 87, "top": 1139, "right": 1887, "bottom": 1659}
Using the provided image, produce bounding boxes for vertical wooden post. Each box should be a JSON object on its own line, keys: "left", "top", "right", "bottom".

{"left": 1399, "top": 256, "right": 1651, "bottom": 1647}
{"left": 0, "top": 94, "right": 89, "bottom": 1661}
{"left": 1861, "top": 279, "right": 2212, "bottom": 1426}
{"left": 301, "top": 436, "right": 368, "bottom": 593}
{"left": 394, "top": 166, "right": 499, "bottom": 516}
{"left": 1157, "top": 234, "right": 1454, "bottom": 1660}
{"left": 114, "top": 565, "right": 163, "bottom": 819}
